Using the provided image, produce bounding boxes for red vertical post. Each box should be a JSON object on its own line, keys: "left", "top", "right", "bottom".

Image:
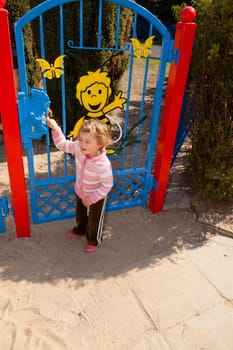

{"left": 149, "top": 6, "right": 197, "bottom": 213}
{"left": 0, "top": 4, "right": 31, "bottom": 237}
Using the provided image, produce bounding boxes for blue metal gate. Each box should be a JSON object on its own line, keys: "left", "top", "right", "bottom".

{"left": 15, "top": 0, "right": 175, "bottom": 224}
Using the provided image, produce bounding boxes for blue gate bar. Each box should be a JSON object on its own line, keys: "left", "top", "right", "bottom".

{"left": 0, "top": 197, "right": 9, "bottom": 234}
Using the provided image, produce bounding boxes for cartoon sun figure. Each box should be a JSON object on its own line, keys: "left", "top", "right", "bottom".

{"left": 68, "top": 69, "right": 126, "bottom": 145}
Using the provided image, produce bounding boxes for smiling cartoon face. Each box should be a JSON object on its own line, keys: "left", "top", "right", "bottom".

{"left": 81, "top": 82, "right": 109, "bottom": 113}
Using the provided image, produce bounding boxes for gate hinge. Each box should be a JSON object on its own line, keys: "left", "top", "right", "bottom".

{"left": 0, "top": 196, "right": 12, "bottom": 234}
{"left": 167, "top": 40, "right": 180, "bottom": 64}
{"left": 18, "top": 88, "right": 51, "bottom": 149}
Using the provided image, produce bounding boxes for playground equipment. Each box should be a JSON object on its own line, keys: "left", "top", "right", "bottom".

{"left": 0, "top": 1, "right": 197, "bottom": 237}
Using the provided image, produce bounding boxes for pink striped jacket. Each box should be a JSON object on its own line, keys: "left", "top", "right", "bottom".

{"left": 52, "top": 128, "right": 113, "bottom": 204}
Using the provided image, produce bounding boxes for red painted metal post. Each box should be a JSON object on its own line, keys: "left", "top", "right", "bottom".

{"left": 148, "top": 6, "right": 197, "bottom": 213}
{"left": 0, "top": 5, "right": 31, "bottom": 237}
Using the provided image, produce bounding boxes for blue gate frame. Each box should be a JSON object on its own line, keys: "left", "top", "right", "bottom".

{"left": 14, "top": 0, "right": 175, "bottom": 224}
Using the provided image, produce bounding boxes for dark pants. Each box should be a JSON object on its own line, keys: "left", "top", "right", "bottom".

{"left": 73, "top": 195, "right": 106, "bottom": 246}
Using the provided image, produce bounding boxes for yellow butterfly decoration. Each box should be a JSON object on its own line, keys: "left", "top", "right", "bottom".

{"left": 36, "top": 55, "right": 66, "bottom": 79}
{"left": 130, "top": 36, "right": 155, "bottom": 58}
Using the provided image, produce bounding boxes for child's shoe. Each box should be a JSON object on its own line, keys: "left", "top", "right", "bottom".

{"left": 85, "top": 244, "right": 97, "bottom": 253}
{"left": 67, "top": 229, "right": 83, "bottom": 238}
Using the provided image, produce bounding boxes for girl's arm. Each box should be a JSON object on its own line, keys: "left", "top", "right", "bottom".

{"left": 47, "top": 117, "right": 78, "bottom": 155}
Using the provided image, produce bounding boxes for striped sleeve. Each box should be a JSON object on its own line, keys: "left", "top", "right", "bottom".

{"left": 52, "top": 127, "right": 79, "bottom": 155}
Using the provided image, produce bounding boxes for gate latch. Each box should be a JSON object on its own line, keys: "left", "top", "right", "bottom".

{"left": 18, "top": 88, "right": 51, "bottom": 149}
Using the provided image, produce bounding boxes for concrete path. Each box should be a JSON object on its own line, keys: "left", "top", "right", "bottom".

{"left": 2, "top": 206, "right": 230, "bottom": 350}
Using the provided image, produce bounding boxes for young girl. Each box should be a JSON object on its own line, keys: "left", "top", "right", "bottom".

{"left": 47, "top": 116, "right": 113, "bottom": 253}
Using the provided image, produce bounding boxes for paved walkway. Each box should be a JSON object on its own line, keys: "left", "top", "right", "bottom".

{"left": 26, "top": 195, "right": 233, "bottom": 349}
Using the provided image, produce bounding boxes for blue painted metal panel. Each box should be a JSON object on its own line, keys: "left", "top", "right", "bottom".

{"left": 15, "top": 0, "right": 174, "bottom": 224}
{"left": 0, "top": 197, "right": 9, "bottom": 234}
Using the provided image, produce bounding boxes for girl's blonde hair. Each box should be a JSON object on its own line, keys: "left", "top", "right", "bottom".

{"left": 78, "top": 119, "right": 112, "bottom": 148}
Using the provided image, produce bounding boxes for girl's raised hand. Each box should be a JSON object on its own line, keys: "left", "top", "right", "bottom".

{"left": 47, "top": 117, "right": 59, "bottom": 130}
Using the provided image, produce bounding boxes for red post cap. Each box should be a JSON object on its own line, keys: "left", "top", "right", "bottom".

{"left": 0, "top": 0, "right": 6, "bottom": 8}
{"left": 181, "top": 6, "right": 196, "bottom": 23}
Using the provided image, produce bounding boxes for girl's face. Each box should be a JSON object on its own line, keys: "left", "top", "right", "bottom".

{"left": 78, "top": 131, "right": 101, "bottom": 157}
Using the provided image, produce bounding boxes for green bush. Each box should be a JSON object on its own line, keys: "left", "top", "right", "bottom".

{"left": 181, "top": 0, "right": 233, "bottom": 201}
{"left": 6, "top": 0, "right": 37, "bottom": 86}
{"left": 136, "top": 0, "right": 192, "bottom": 22}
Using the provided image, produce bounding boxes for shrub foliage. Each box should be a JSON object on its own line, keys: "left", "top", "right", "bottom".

{"left": 185, "top": 0, "right": 233, "bottom": 201}
{"left": 6, "top": 0, "right": 37, "bottom": 86}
